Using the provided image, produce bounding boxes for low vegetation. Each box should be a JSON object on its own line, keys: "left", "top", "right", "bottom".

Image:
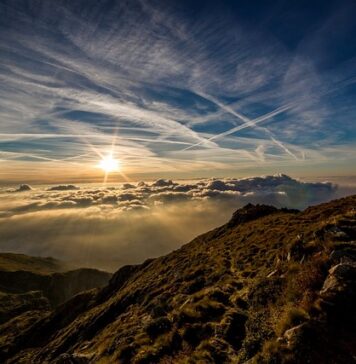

{"left": 0, "top": 195, "right": 355, "bottom": 363}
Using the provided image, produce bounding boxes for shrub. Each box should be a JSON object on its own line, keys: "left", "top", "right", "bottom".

{"left": 182, "top": 323, "right": 213, "bottom": 347}
{"left": 150, "top": 304, "right": 168, "bottom": 318}
{"left": 234, "top": 296, "right": 248, "bottom": 310}
{"left": 184, "top": 277, "right": 206, "bottom": 294}
{"left": 119, "top": 344, "right": 137, "bottom": 363}
{"left": 258, "top": 339, "right": 285, "bottom": 364}
{"left": 134, "top": 349, "right": 159, "bottom": 364}
{"left": 218, "top": 309, "right": 247, "bottom": 349}
{"left": 207, "top": 289, "right": 230, "bottom": 304}
{"left": 248, "top": 277, "right": 284, "bottom": 307}
{"left": 133, "top": 331, "right": 182, "bottom": 364}
{"left": 195, "top": 338, "right": 229, "bottom": 363}
{"left": 285, "top": 253, "right": 328, "bottom": 309}
{"left": 276, "top": 307, "right": 309, "bottom": 336}
{"left": 177, "top": 298, "right": 226, "bottom": 325}
{"left": 145, "top": 316, "right": 172, "bottom": 339}
{"left": 195, "top": 299, "right": 226, "bottom": 321}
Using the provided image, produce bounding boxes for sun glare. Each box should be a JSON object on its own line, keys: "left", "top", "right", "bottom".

{"left": 99, "top": 155, "right": 120, "bottom": 173}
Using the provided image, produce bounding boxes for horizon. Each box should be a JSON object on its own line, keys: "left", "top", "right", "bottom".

{"left": 1, "top": 173, "right": 355, "bottom": 271}
{"left": 0, "top": 0, "right": 355, "bottom": 270}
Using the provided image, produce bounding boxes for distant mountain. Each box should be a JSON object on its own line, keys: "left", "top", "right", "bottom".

{"left": 0, "top": 253, "right": 71, "bottom": 274}
{"left": 1, "top": 196, "right": 355, "bottom": 363}
{"left": 0, "top": 253, "right": 111, "bottom": 326}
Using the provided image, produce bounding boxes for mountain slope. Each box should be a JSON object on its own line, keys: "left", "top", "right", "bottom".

{"left": 1, "top": 195, "right": 356, "bottom": 364}
{"left": 0, "top": 254, "right": 112, "bottom": 327}
{"left": 0, "top": 268, "right": 112, "bottom": 307}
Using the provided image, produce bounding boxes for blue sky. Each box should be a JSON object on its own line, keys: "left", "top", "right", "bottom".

{"left": 0, "top": 0, "right": 355, "bottom": 183}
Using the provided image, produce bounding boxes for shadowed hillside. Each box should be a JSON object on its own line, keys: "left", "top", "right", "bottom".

{"left": 0, "top": 254, "right": 112, "bottom": 325}
{"left": 1, "top": 195, "right": 355, "bottom": 363}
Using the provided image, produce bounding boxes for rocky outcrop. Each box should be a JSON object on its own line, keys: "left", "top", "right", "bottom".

{"left": 0, "top": 290, "right": 50, "bottom": 324}
{"left": 320, "top": 262, "right": 356, "bottom": 299}
{"left": 227, "top": 204, "right": 279, "bottom": 227}
{"left": 227, "top": 203, "right": 299, "bottom": 228}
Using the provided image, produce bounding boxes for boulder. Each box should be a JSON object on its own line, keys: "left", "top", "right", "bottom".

{"left": 283, "top": 322, "right": 308, "bottom": 348}
{"left": 227, "top": 204, "right": 278, "bottom": 227}
{"left": 320, "top": 262, "right": 356, "bottom": 312}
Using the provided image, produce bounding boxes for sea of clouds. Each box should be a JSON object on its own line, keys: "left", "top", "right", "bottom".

{"left": 0, "top": 174, "right": 343, "bottom": 271}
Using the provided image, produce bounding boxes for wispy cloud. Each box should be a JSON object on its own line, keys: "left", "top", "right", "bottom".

{"left": 0, "top": 0, "right": 355, "bottom": 182}
{"left": 182, "top": 92, "right": 295, "bottom": 154}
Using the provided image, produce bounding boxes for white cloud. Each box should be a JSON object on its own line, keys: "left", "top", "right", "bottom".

{"left": 1, "top": 174, "right": 338, "bottom": 217}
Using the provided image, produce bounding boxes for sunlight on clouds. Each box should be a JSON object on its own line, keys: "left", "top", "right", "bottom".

{"left": 0, "top": 175, "right": 345, "bottom": 271}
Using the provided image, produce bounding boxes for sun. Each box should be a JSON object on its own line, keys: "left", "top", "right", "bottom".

{"left": 99, "top": 155, "right": 120, "bottom": 173}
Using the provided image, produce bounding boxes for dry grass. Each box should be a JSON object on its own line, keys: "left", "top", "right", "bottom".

{"left": 1, "top": 195, "right": 355, "bottom": 363}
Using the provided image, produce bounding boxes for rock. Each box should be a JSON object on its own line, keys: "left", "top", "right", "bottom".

{"left": 287, "top": 236, "right": 306, "bottom": 261}
{"left": 320, "top": 262, "right": 356, "bottom": 307}
{"left": 283, "top": 322, "right": 308, "bottom": 348}
{"left": 325, "top": 226, "right": 349, "bottom": 240}
{"left": 328, "top": 262, "right": 356, "bottom": 281}
{"left": 227, "top": 204, "right": 278, "bottom": 227}
{"left": 54, "top": 353, "right": 90, "bottom": 364}
{"left": 329, "top": 249, "right": 356, "bottom": 264}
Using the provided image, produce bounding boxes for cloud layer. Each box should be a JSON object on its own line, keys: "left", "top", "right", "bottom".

{"left": 0, "top": 174, "right": 337, "bottom": 217}
{"left": 0, "top": 175, "right": 341, "bottom": 271}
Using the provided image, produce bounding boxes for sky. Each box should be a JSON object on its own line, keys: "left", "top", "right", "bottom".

{"left": 0, "top": 0, "right": 356, "bottom": 184}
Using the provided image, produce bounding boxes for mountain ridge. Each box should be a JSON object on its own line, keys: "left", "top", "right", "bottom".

{"left": 0, "top": 253, "right": 70, "bottom": 274}
{"left": 1, "top": 195, "right": 355, "bottom": 363}
{"left": 0, "top": 254, "right": 112, "bottom": 328}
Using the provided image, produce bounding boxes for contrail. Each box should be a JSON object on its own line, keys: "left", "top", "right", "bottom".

{"left": 186, "top": 76, "right": 356, "bottom": 153}
{"left": 197, "top": 92, "right": 252, "bottom": 124}
{"left": 270, "top": 137, "right": 298, "bottom": 160}
{"left": 182, "top": 101, "right": 293, "bottom": 151}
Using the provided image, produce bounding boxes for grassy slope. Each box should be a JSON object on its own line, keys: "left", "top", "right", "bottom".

{"left": 2, "top": 195, "right": 356, "bottom": 364}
